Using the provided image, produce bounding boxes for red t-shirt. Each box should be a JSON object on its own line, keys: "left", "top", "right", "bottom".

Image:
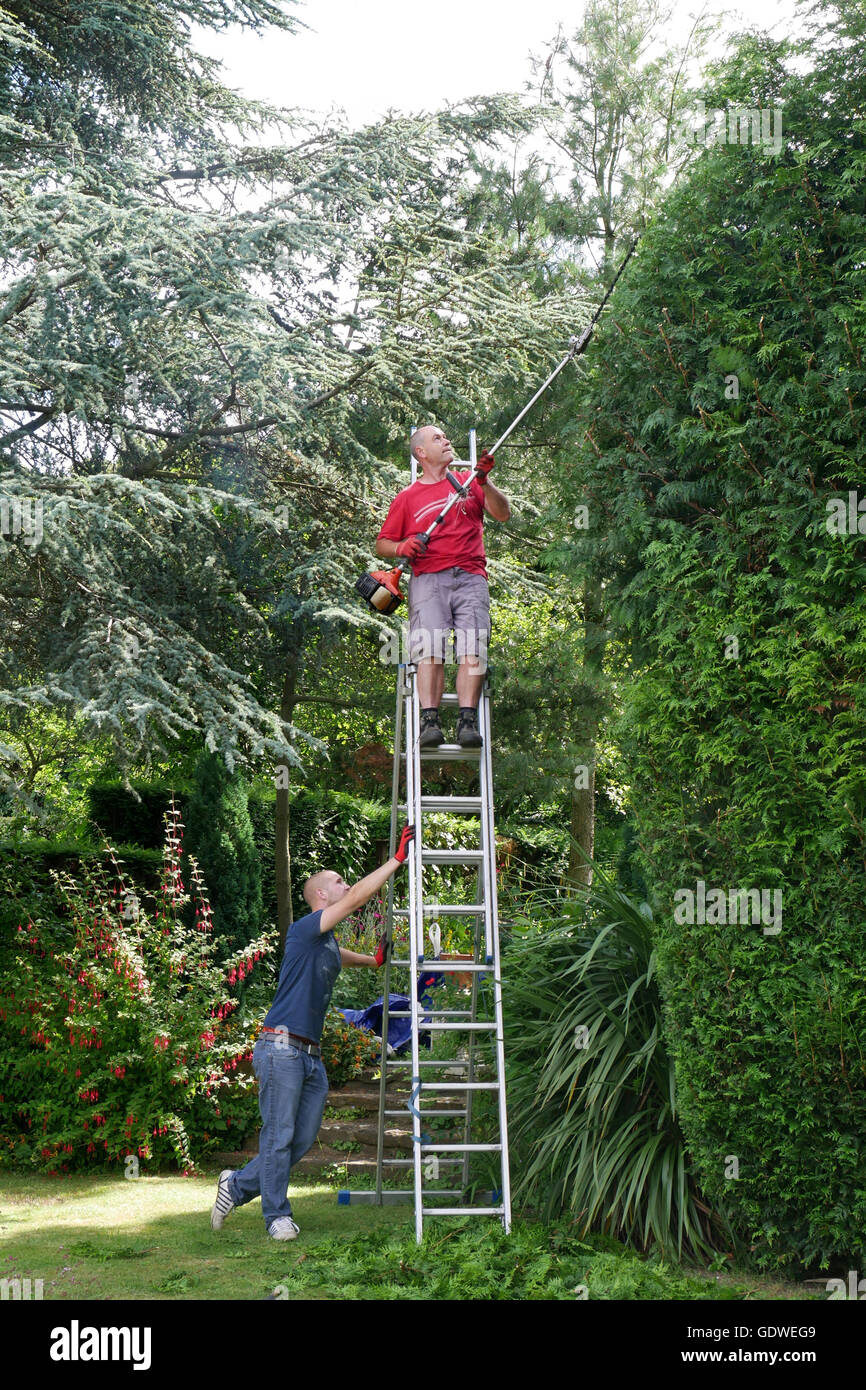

{"left": 377, "top": 469, "right": 487, "bottom": 576}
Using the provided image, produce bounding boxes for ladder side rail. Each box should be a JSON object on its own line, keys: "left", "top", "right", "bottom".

{"left": 376, "top": 664, "right": 405, "bottom": 1203}
{"left": 478, "top": 683, "right": 495, "bottom": 965}
{"left": 479, "top": 685, "right": 512, "bottom": 1231}
{"left": 461, "top": 860, "right": 485, "bottom": 1191}
{"left": 405, "top": 664, "right": 426, "bottom": 1240}
{"left": 408, "top": 666, "right": 426, "bottom": 964}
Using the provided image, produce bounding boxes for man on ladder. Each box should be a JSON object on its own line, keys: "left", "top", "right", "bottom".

{"left": 375, "top": 424, "right": 510, "bottom": 749}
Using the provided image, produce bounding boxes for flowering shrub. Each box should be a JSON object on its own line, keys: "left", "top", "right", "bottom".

{"left": 320, "top": 1007, "right": 380, "bottom": 1089}
{"left": 0, "top": 802, "right": 276, "bottom": 1174}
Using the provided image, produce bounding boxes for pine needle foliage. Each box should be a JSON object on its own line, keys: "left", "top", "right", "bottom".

{"left": 0, "top": 0, "right": 588, "bottom": 797}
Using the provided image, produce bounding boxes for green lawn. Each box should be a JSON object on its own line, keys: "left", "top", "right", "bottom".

{"left": 0, "top": 1169, "right": 820, "bottom": 1301}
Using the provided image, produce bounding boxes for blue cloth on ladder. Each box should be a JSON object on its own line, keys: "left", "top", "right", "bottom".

{"left": 338, "top": 968, "right": 444, "bottom": 1055}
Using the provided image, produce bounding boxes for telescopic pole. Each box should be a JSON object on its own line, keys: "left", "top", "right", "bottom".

{"left": 405, "top": 237, "right": 640, "bottom": 550}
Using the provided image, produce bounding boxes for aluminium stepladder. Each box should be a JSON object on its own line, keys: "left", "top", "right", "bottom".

{"left": 340, "top": 427, "right": 511, "bottom": 1240}
{"left": 374, "top": 660, "right": 512, "bottom": 1241}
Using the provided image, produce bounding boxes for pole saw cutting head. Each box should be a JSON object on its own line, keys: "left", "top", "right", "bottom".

{"left": 355, "top": 565, "right": 404, "bottom": 614}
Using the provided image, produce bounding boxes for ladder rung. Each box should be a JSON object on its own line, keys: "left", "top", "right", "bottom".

{"left": 386, "top": 1010, "right": 472, "bottom": 1018}
{"left": 421, "top": 1143, "right": 501, "bottom": 1152}
{"left": 438, "top": 693, "right": 461, "bottom": 705}
{"left": 337, "top": 1191, "right": 468, "bottom": 1202}
{"left": 380, "top": 1158, "right": 464, "bottom": 1167}
{"left": 385, "top": 1059, "right": 473, "bottom": 1068}
{"left": 426, "top": 1022, "right": 497, "bottom": 1031}
{"left": 416, "top": 1082, "right": 501, "bottom": 1090}
{"left": 340, "top": 1189, "right": 465, "bottom": 1198}
{"left": 421, "top": 849, "right": 484, "bottom": 865}
{"left": 422, "top": 797, "right": 483, "bottom": 812}
{"left": 421, "top": 1207, "right": 505, "bottom": 1216}
{"left": 411, "top": 746, "right": 482, "bottom": 761}
{"left": 385, "top": 1059, "right": 495, "bottom": 1069}
{"left": 398, "top": 798, "right": 482, "bottom": 813}
{"left": 383, "top": 1109, "right": 467, "bottom": 1117}
{"left": 392, "top": 906, "right": 486, "bottom": 918}
{"left": 388, "top": 957, "right": 492, "bottom": 971}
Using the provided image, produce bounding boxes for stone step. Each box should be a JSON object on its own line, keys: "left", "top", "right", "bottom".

{"left": 325, "top": 1088, "right": 466, "bottom": 1115}
{"left": 326, "top": 1085, "right": 404, "bottom": 1111}
{"left": 318, "top": 1118, "right": 416, "bottom": 1151}
{"left": 296, "top": 1145, "right": 380, "bottom": 1172}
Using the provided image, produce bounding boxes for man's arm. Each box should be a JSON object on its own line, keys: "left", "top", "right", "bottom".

{"left": 339, "top": 947, "right": 377, "bottom": 967}
{"left": 474, "top": 451, "right": 510, "bottom": 522}
{"left": 481, "top": 478, "right": 510, "bottom": 522}
{"left": 375, "top": 494, "right": 410, "bottom": 559}
{"left": 319, "top": 825, "right": 414, "bottom": 934}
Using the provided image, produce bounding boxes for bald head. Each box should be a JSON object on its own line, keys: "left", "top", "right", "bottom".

{"left": 410, "top": 425, "right": 435, "bottom": 461}
{"left": 410, "top": 424, "right": 454, "bottom": 474}
{"left": 303, "top": 870, "right": 338, "bottom": 910}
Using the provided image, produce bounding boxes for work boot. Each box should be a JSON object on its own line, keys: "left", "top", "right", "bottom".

{"left": 457, "top": 708, "right": 483, "bottom": 748}
{"left": 419, "top": 708, "right": 445, "bottom": 748}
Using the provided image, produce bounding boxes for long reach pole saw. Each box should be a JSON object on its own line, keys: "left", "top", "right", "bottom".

{"left": 355, "top": 239, "right": 638, "bottom": 614}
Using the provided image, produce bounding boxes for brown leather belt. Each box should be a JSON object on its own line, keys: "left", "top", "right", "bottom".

{"left": 258, "top": 1027, "right": 321, "bottom": 1056}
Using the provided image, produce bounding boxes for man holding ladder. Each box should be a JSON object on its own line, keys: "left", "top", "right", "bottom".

{"left": 210, "top": 825, "right": 414, "bottom": 1239}
{"left": 375, "top": 425, "right": 510, "bottom": 749}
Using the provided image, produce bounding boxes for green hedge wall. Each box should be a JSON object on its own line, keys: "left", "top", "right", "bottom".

{"left": 87, "top": 781, "right": 188, "bottom": 848}
{"left": 183, "top": 753, "right": 262, "bottom": 955}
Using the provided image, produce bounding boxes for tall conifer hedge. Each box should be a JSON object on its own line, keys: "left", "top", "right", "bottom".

{"left": 562, "top": 10, "right": 866, "bottom": 1268}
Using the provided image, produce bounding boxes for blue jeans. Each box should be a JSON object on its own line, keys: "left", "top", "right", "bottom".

{"left": 228, "top": 1033, "right": 329, "bottom": 1228}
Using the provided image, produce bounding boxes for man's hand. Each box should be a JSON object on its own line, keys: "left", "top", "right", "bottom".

{"left": 374, "top": 932, "right": 389, "bottom": 967}
{"left": 394, "top": 824, "right": 415, "bottom": 863}
{"left": 395, "top": 535, "right": 428, "bottom": 560}
{"left": 475, "top": 450, "right": 495, "bottom": 483}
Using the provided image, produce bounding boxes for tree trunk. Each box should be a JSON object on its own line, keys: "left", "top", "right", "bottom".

{"left": 567, "top": 576, "right": 607, "bottom": 891}
{"left": 276, "top": 660, "right": 299, "bottom": 953}
{"left": 569, "top": 759, "right": 596, "bottom": 889}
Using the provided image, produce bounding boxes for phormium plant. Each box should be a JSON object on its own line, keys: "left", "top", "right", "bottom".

{"left": 502, "top": 862, "right": 726, "bottom": 1260}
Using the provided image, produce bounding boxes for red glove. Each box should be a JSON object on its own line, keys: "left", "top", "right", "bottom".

{"left": 394, "top": 824, "right": 415, "bottom": 863}
{"left": 374, "top": 932, "right": 389, "bottom": 967}
{"left": 475, "top": 450, "right": 495, "bottom": 483}
{"left": 395, "top": 535, "right": 428, "bottom": 560}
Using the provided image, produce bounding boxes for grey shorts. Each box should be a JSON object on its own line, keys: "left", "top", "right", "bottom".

{"left": 407, "top": 567, "right": 490, "bottom": 669}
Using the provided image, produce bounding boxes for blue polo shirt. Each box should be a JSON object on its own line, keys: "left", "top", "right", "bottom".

{"left": 261, "top": 910, "right": 342, "bottom": 1043}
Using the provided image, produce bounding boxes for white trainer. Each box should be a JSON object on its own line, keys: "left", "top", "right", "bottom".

{"left": 210, "top": 1168, "right": 236, "bottom": 1230}
{"left": 268, "top": 1217, "right": 300, "bottom": 1240}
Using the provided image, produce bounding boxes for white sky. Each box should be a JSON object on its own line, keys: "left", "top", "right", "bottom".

{"left": 194, "top": 0, "right": 808, "bottom": 127}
